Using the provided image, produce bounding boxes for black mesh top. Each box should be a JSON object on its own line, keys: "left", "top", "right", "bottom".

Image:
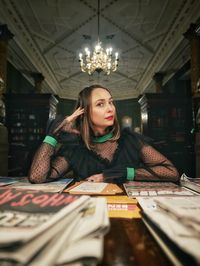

{"left": 28, "top": 129, "right": 179, "bottom": 184}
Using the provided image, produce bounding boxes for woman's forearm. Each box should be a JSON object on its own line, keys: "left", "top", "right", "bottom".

{"left": 135, "top": 165, "right": 179, "bottom": 182}
{"left": 138, "top": 145, "right": 180, "bottom": 182}
{"left": 28, "top": 143, "right": 55, "bottom": 183}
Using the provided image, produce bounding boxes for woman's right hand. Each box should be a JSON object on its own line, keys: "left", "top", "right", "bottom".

{"left": 52, "top": 107, "right": 84, "bottom": 136}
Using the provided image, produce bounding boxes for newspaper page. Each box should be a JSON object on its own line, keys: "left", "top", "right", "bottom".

{"left": 9, "top": 178, "right": 73, "bottom": 193}
{"left": 0, "top": 195, "right": 109, "bottom": 266}
{"left": 0, "top": 210, "right": 81, "bottom": 265}
{"left": 69, "top": 197, "right": 110, "bottom": 242}
{"left": 69, "top": 182, "right": 107, "bottom": 193}
{"left": 0, "top": 187, "right": 89, "bottom": 245}
{"left": 29, "top": 198, "right": 109, "bottom": 266}
{"left": 138, "top": 197, "right": 200, "bottom": 265}
{"left": 124, "top": 181, "right": 197, "bottom": 197}
{"left": 155, "top": 197, "right": 200, "bottom": 233}
{"left": 55, "top": 198, "right": 109, "bottom": 265}
{"left": 56, "top": 236, "right": 104, "bottom": 265}
{"left": 181, "top": 173, "right": 200, "bottom": 194}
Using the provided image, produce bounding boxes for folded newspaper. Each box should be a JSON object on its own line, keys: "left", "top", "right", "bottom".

{"left": 138, "top": 196, "right": 200, "bottom": 266}
{"left": 123, "top": 181, "right": 197, "bottom": 197}
{"left": 3, "top": 177, "right": 74, "bottom": 193}
{"left": 0, "top": 187, "right": 110, "bottom": 265}
{"left": 180, "top": 173, "right": 200, "bottom": 194}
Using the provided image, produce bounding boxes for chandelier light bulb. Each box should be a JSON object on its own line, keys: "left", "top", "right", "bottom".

{"left": 79, "top": 41, "right": 119, "bottom": 75}
{"left": 95, "top": 43, "right": 101, "bottom": 51}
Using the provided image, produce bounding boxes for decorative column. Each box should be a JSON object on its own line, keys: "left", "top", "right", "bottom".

{"left": 152, "top": 72, "right": 164, "bottom": 93}
{"left": 0, "top": 24, "right": 13, "bottom": 126}
{"left": 0, "top": 25, "right": 13, "bottom": 176}
{"left": 184, "top": 23, "right": 200, "bottom": 177}
{"left": 31, "top": 72, "right": 45, "bottom": 93}
{"left": 184, "top": 23, "right": 200, "bottom": 97}
{"left": 0, "top": 24, "right": 14, "bottom": 96}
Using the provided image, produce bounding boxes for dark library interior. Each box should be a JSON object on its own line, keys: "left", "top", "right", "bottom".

{"left": 0, "top": 1, "right": 200, "bottom": 266}
{"left": 0, "top": 1, "right": 200, "bottom": 179}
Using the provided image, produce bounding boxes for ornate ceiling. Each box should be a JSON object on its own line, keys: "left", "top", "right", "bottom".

{"left": 0, "top": 0, "right": 200, "bottom": 99}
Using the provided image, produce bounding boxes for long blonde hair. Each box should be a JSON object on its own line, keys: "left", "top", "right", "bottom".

{"left": 74, "top": 84, "right": 120, "bottom": 149}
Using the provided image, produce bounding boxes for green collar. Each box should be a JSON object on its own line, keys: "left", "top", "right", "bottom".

{"left": 92, "top": 132, "right": 113, "bottom": 143}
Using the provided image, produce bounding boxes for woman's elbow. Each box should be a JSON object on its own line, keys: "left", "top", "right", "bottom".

{"left": 28, "top": 176, "right": 38, "bottom": 184}
{"left": 170, "top": 167, "right": 180, "bottom": 182}
{"left": 28, "top": 173, "right": 45, "bottom": 184}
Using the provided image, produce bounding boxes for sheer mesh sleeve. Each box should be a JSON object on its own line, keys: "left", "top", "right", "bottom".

{"left": 135, "top": 144, "right": 179, "bottom": 182}
{"left": 28, "top": 143, "right": 70, "bottom": 183}
{"left": 103, "top": 131, "right": 180, "bottom": 183}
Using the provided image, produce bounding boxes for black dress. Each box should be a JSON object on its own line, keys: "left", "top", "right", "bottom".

{"left": 29, "top": 129, "right": 179, "bottom": 184}
{"left": 55, "top": 129, "right": 179, "bottom": 183}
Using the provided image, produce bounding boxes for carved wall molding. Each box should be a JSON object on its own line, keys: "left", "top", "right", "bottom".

{"left": 0, "top": 0, "right": 60, "bottom": 94}
{"left": 136, "top": 0, "right": 200, "bottom": 94}
{"left": 0, "top": 0, "right": 199, "bottom": 99}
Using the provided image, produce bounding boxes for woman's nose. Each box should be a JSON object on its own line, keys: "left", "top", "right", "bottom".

{"left": 107, "top": 103, "right": 114, "bottom": 112}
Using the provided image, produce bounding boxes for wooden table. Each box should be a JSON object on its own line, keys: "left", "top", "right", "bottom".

{"left": 100, "top": 216, "right": 173, "bottom": 266}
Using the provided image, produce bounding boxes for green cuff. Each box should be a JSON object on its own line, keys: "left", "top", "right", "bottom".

{"left": 43, "top": 136, "right": 58, "bottom": 147}
{"left": 126, "top": 167, "right": 135, "bottom": 181}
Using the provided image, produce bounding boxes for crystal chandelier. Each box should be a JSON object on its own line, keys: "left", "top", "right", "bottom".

{"left": 79, "top": 0, "right": 119, "bottom": 75}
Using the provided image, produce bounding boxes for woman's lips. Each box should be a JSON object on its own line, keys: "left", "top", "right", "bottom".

{"left": 105, "top": 116, "right": 114, "bottom": 121}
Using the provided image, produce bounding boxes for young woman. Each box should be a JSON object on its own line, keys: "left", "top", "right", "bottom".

{"left": 28, "top": 84, "right": 179, "bottom": 184}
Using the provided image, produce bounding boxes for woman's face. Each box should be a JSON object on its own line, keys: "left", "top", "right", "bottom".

{"left": 89, "top": 87, "right": 116, "bottom": 134}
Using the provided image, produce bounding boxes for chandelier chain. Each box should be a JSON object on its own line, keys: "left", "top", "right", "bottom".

{"left": 97, "top": 0, "right": 100, "bottom": 40}
{"left": 79, "top": 0, "right": 119, "bottom": 75}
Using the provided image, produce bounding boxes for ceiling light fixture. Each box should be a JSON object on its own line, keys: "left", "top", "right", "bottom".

{"left": 79, "top": 0, "right": 119, "bottom": 75}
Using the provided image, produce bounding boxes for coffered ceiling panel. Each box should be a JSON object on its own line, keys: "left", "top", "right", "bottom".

{"left": 0, "top": 0, "right": 200, "bottom": 99}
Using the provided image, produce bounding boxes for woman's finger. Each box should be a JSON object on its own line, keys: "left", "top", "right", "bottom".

{"left": 53, "top": 117, "right": 69, "bottom": 133}
{"left": 86, "top": 174, "right": 104, "bottom": 182}
{"left": 53, "top": 108, "right": 84, "bottom": 135}
{"left": 70, "top": 108, "right": 84, "bottom": 121}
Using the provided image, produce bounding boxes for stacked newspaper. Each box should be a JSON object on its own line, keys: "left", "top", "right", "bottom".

{"left": 0, "top": 176, "right": 74, "bottom": 193}
{"left": 0, "top": 187, "right": 110, "bottom": 266}
{"left": 138, "top": 196, "right": 200, "bottom": 266}
{"left": 181, "top": 173, "right": 200, "bottom": 194}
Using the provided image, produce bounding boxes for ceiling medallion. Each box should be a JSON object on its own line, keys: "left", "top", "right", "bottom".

{"left": 79, "top": 0, "right": 119, "bottom": 75}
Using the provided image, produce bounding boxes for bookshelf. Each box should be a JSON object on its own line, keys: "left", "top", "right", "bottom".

{"left": 5, "top": 94, "right": 58, "bottom": 176}
{"left": 138, "top": 93, "right": 195, "bottom": 176}
{"left": 193, "top": 95, "right": 200, "bottom": 177}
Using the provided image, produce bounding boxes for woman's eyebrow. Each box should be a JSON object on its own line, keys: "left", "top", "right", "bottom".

{"left": 95, "top": 97, "right": 113, "bottom": 103}
{"left": 95, "top": 98, "right": 105, "bottom": 104}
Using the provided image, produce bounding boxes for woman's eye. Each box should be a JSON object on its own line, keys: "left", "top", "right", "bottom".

{"left": 97, "top": 103, "right": 104, "bottom": 107}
